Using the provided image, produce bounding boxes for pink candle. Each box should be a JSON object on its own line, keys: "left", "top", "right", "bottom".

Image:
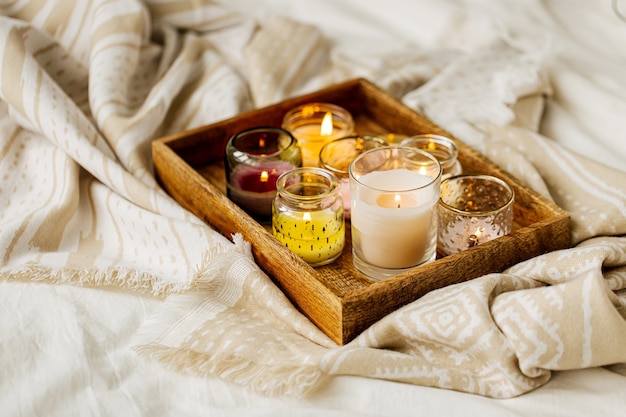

{"left": 318, "top": 135, "right": 388, "bottom": 220}
{"left": 225, "top": 127, "right": 302, "bottom": 222}
{"left": 228, "top": 160, "right": 294, "bottom": 218}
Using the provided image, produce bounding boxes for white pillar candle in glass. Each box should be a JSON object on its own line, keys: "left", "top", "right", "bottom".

{"left": 349, "top": 146, "right": 442, "bottom": 281}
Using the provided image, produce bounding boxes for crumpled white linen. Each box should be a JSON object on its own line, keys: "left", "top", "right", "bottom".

{"left": 1, "top": 0, "right": 626, "bottom": 415}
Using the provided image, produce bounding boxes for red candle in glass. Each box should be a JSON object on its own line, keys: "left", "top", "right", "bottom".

{"left": 225, "top": 127, "right": 302, "bottom": 221}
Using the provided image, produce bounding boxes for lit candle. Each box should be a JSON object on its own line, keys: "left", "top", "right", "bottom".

{"left": 400, "top": 134, "right": 462, "bottom": 180}
{"left": 375, "top": 192, "right": 418, "bottom": 208}
{"left": 437, "top": 174, "right": 514, "bottom": 255}
{"left": 282, "top": 103, "right": 355, "bottom": 167}
{"left": 272, "top": 207, "right": 345, "bottom": 265}
{"left": 225, "top": 127, "right": 302, "bottom": 221}
{"left": 272, "top": 168, "right": 345, "bottom": 266}
{"left": 228, "top": 160, "right": 295, "bottom": 217}
{"left": 349, "top": 146, "right": 441, "bottom": 281}
{"left": 351, "top": 169, "right": 438, "bottom": 271}
{"left": 318, "top": 135, "right": 388, "bottom": 219}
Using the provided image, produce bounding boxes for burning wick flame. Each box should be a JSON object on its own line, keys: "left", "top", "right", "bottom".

{"left": 468, "top": 232, "right": 481, "bottom": 247}
{"left": 320, "top": 112, "right": 333, "bottom": 136}
{"left": 260, "top": 171, "right": 269, "bottom": 183}
{"left": 376, "top": 192, "right": 417, "bottom": 208}
{"left": 303, "top": 212, "right": 312, "bottom": 221}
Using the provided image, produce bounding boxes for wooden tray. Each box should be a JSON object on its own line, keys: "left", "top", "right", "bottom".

{"left": 152, "top": 78, "right": 571, "bottom": 345}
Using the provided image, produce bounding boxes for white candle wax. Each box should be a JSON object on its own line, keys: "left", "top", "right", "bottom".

{"left": 351, "top": 169, "right": 438, "bottom": 269}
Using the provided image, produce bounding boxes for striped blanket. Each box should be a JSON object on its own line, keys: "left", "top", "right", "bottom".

{"left": 1, "top": 0, "right": 625, "bottom": 405}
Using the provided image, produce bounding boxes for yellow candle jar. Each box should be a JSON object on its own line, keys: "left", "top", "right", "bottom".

{"left": 272, "top": 167, "right": 345, "bottom": 266}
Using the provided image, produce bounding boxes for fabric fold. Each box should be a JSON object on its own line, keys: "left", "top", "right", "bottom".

{"left": 133, "top": 234, "right": 334, "bottom": 398}
{"left": 1, "top": 0, "right": 625, "bottom": 403}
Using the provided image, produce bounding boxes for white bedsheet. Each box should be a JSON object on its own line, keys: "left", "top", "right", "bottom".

{"left": 1, "top": 1, "right": 625, "bottom": 416}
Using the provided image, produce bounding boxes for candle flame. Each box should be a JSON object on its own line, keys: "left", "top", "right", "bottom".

{"left": 418, "top": 166, "right": 428, "bottom": 176}
{"left": 303, "top": 212, "right": 312, "bottom": 221}
{"left": 376, "top": 192, "right": 418, "bottom": 208}
{"left": 260, "top": 171, "right": 269, "bottom": 182}
{"left": 259, "top": 138, "right": 266, "bottom": 148}
{"left": 320, "top": 112, "right": 333, "bottom": 136}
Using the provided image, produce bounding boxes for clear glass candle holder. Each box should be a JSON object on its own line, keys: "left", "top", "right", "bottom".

{"left": 349, "top": 146, "right": 442, "bottom": 281}
{"left": 437, "top": 174, "right": 514, "bottom": 256}
{"left": 282, "top": 102, "right": 355, "bottom": 167}
{"left": 318, "top": 135, "right": 388, "bottom": 220}
{"left": 272, "top": 167, "right": 345, "bottom": 266}
{"left": 225, "top": 127, "right": 302, "bottom": 222}
{"left": 400, "top": 134, "right": 462, "bottom": 180}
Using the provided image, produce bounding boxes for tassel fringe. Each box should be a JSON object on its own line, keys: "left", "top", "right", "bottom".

{"left": 1, "top": 233, "right": 253, "bottom": 298}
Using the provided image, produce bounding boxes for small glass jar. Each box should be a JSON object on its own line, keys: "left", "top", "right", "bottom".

{"left": 438, "top": 174, "right": 514, "bottom": 256}
{"left": 349, "top": 146, "right": 442, "bottom": 281}
{"left": 272, "top": 167, "right": 345, "bottom": 266}
{"left": 400, "top": 134, "right": 462, "bottom": 180}
{"left": 225, "top": 127, "right": 302, "bottom": 222}
{"left": 282, "top": 102, "right": 355, "bottom": 167}
{"left": 318, "top": 135, "right": 388, "bottom": 219}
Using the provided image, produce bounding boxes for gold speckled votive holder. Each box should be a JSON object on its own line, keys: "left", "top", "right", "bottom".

{"left": 438, "top": 174, "right": 514, "bottom": 255}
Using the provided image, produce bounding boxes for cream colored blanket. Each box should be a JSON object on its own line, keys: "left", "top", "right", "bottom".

{"left": 1, "top": 0, "right": 625, "bottom": 402}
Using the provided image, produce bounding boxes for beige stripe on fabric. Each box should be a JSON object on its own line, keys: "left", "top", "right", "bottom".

{"left": 90, "top": 11, "right": 146, "bottom": 47}
{"left": 1, "top": 27, "right": 27, "bottom": 115}
{"left": 29, "top": 151, "right": 79, "bottom": 253}
{"left": 43, "top": 0, "right": 79, "bottom": 39}
{"left": 149, "top": 1, "right": 198, "bottom": 19}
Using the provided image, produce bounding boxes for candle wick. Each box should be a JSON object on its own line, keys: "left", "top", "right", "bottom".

{"left": 468, "top": 234, "right": 478, "bottom": 248}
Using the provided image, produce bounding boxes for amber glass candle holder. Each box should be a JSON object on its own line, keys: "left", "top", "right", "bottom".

{"left": 282, "top": 102, "right": 355, "bottom": 167}
{"left": 438, "top": 174, "right": 514, "bottom": 255}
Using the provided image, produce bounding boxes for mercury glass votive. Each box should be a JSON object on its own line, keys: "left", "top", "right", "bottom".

{"left": 272, "top": 167, "right": 345, "bottom": 266}
{"left": 282, "top": 102, "right": 355, "bottom": 167}
{"left": 437, "top": 174, "right": 514, "bottom": 256}
{"left": 400, "top": 134, "right": 462, "bottom": 180}
{"left": 225, "top": 127, "right": 302, "bottom": 222}
{"left": 318, "top": 135, "right": 388, "bottom": 219}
